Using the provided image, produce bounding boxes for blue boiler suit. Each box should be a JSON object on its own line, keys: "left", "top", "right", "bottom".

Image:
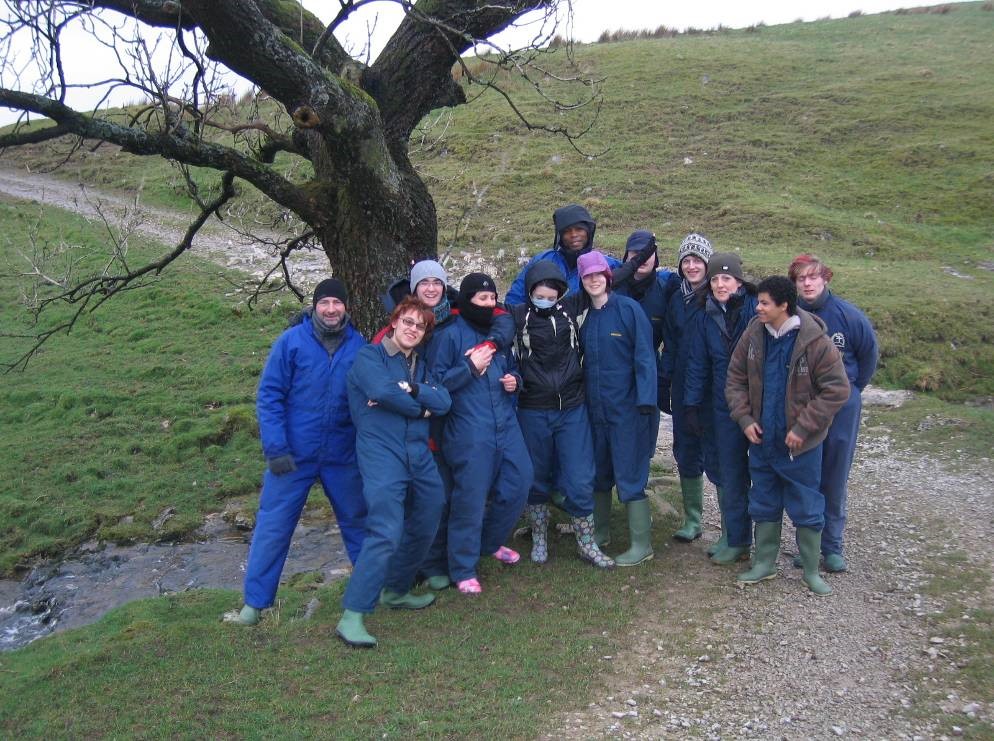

{"left": 661, "top": 285, "right": 721, "bottom": 485}
{"left": 580, "top": 293, "right": 659, "bottom": 502}
{"left": 685, "top": 292, "right": 758, "bottom": 547}
{"left": 341, "top": 342, "right": 451, "bottom": 613}
{"left": 427, "top": 317, "right": 533, "bottom": 582}
{"left": 749, "top": 328, "right": 825, "bottom": 528}
{"left": 245, "top": 316, "right": 367, "bottom": 610}
{"left": 800, "top": 290, "right": 878, "bottom": 556}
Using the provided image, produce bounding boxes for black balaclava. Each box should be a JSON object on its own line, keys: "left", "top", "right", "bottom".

{"left": 458, "top": 272, "right": 498, "bottom": 333}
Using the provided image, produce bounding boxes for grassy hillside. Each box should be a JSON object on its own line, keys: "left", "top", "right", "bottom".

{"left": 3, "top": 5, "right": 992, "bottom": 398}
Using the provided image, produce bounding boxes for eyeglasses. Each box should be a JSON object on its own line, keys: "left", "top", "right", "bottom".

{"left": 399, "top": 317, "right": 427, "bottom": 331}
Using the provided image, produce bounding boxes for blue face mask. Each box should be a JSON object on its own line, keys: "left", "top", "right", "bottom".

{"left": 531, "top": 297, "right": 556, "bottom": 310}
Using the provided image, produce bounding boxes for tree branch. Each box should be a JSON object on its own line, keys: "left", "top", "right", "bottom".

{"left": 0, "top": 87, "right": 322, "bottom": 223}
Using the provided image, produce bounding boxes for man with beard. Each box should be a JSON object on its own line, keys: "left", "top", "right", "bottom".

{"left": 226, "top": 278, "right": 367, "bottom": 626}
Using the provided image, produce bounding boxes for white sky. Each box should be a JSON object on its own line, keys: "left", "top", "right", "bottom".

{"left": 0, "top": 1, "right": 913, "bottom": 127}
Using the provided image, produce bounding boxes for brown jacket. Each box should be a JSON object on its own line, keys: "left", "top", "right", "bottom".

{"left": 725, "top": 309, "right": 850, "bottom": 456}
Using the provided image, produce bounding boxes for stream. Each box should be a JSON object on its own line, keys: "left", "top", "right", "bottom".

{"left": 0, "top": 505, "right": 351, "bottom": 651}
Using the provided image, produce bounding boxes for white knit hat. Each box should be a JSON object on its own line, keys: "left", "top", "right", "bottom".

{"left": 409, "top": 260, "right": 448, "bottom": 293}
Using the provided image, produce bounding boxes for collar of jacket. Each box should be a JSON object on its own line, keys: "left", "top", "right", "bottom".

{"left": 381, "top": 335, "right": 402, "bottom": 356}
{"left": 764, "top": 313, "right": 801, "bottom": 339}
{"left": 798, "top": 288, "right": 831, "bottom": 312}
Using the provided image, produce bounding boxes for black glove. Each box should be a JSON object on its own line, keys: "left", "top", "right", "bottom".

{"left": 657, "top": 378, "right": 672, "bottom": 415}
{"left": 638, "top": 405, "right": 654, "bottom": 415}
{"left": 684, "top": 406, "right": 702, "bottom": 437}
{"left": 267, "top": 454, "right": 297, "bottom": 476}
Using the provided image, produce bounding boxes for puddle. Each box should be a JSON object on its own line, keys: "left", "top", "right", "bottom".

{"left": 0, "top": 506, "right": 351, "bottom": 651}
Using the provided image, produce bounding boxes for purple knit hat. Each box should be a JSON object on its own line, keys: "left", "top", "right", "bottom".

{"left": 577, "top": 250, "right": 613, "bottom": 282}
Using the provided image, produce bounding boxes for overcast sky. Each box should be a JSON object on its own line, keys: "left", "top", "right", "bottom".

{"left": 1, "top": 1, "right": 913, "bottom": 127}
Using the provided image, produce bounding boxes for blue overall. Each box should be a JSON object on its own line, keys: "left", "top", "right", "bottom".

{"left": 519, "top": 405, "right": 595, "bottom": 516}
{"left": 801, "top": 291, "right": 878, "bottom": 556}
{"left": 425, "top": 317, "right": 533, "bottom": 582}
{"left": 245, "top": 317, "right": 367, "bottom": 610}
{"left": 748, "top": 328, "right": 825, "bottom": 529}
{"left": 661, "top": 286, "right": 721, "bottom": 485}
{"left": 580, "top": 293, "right": 659, "bottom": 502}
{"left": 616, "top": 266, "right": 680, "bottom": 441}
{"left": 685, "top": 292, "right": 758, "bottom": 547}
{"left": 341, "top": 342, "right": 451, "bottom": 613}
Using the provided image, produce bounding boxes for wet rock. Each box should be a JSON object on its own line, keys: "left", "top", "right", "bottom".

{"left": 152, "top": 507, "right": 176, "bottom": 531}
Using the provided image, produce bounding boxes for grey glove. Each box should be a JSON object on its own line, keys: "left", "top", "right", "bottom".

{"left": 267, "top": 454, "right": 297, "bottom": 476}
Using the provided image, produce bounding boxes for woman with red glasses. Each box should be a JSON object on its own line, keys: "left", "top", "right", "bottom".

{"left": 336, "top": 297, "right": 452, "bottom": 648}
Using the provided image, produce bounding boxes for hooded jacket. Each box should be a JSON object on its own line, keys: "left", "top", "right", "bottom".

{"left": 510, "top": 260, "right": 585, "bottom": 410}
{"left": 506, "top": 205, "right": 621, "bottom": 305}
{"left": 725, "top": 309, "right": 850, "bottom": 455}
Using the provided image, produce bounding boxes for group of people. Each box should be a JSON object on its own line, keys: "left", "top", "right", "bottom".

{"left": 224, "top": 204, "right": 878, "bottom": 648}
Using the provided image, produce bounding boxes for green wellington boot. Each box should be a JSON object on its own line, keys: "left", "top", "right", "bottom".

{"left": 525, "top": 503, "right": 551, "bottom": 564}
{"left": 706, "top": 507, "right": 728, "bottom": 557}
{"left": 823, "top": 553, "right": 848, "bottom": 573}
{"left": 673, "top": 476, "right": 704, "bottom": 542}
{"left": 222, "top": 604, "right": 261, "bottom": 625}
{"left": 592, "top": 490, "right": 613, "bottom": 548}
{"left": 737, "top": 521, "right": 783, "bottom": 585}
{"left": 424, "top": 575, "right": 451, "bottom": 590}
{"left": 380, "top": 589, "right": 437, "bottom": 610}
{"left": 335, "top": 609, "right": 377, "bottom": 648}
{"left": 796, "top": 528, "right": 833, "bottom": 596}
{"left": 615, "top": 498, "right": 654, "bottom": 567}
{"left": 710, "top": 543, "right": 750, "bottom": 566}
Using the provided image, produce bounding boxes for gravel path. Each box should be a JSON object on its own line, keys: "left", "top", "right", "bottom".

{"left": 0, "top": 166, "right": 329, "bottom": 288}
{"left": 548, "top": 391, "right": 994, "bottom": 739}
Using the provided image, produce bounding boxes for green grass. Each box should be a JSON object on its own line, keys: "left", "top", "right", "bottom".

{"left": 0, "top": 200, "right": 297, "bottom": 574}
{"left": 864, "top": 394, "right": 994, "bottom": 462}
{"left": 0, "top": 506, "right": 687, "bottom": 738}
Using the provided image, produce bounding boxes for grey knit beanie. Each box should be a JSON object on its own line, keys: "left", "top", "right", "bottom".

{"left": 409, "top": 259, "right": 448, "bottom": 293}
{"left": 676, "top": 233, "right": 713, "bottom": 277}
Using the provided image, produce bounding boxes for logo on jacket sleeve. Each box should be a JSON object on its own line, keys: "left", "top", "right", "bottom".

{"left": 831, "top": 332, "right": 846, "bottom": 350}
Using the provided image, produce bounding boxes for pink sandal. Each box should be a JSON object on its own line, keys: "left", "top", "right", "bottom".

{"left": 492, "top": 546, "right": 521, "bottom": 565}
{"left": 457, "top": 578, "right": 482, "bottom": 594}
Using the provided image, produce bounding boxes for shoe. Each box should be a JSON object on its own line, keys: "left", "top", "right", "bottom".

{"left": 710, "top": 544, "right": 749, "bottom": 565}
{"left": 425, "top": 574, "right": 451, "bottom": 590}
{"left": 823, "top": 553, "right": 848, "bottom": 573}
{"left": 571, "top": 514, "right": 615, "bottom": 569}
{"left": 457, "top": 578, "right": 482, "bottom": 594}
{"left": 615, "top": 498, "right": 654, "bottom": 567}
{"left": 797, "top": 528, "right": 833, "bottom": 596}
{"left": 592, "top": 490, "right": 613, "bottom": 548}
{"left": 380, "top": 589, "right": 436, "bottom": 610}
{"left": 707, "top": 509, "right": 728, "bottom": 557}
{"left": 526, "top": 504, "right": 550, "bottom": 564}
{"left": 335, "top": 609, "right": 376, "bottom": 648}
{"left": 673, "top": 476, "right": 704, "bottom": 542}
{"left": 492, "top": 546, "right": 520, "bottom": 565}
{"left": 222, "top": 604, "right": 261, "bottom": 626}
{"left": 737, "top": 521, "right": 782, "bottom": 585}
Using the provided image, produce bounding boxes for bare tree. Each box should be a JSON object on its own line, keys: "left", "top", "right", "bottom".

{"left": 0, "top": 0, "right": 600, "bottom": 364}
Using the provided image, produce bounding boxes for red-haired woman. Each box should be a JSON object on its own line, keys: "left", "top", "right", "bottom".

{"left": 336, "top": 297, "right": 452, "bottom": 648}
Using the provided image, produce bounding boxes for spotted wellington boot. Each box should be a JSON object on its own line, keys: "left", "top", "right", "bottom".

{"left": 571, "top": 515, "right": 616, "bottom": 569}
{"left": 526, "top": 504, "right": 550, "bottom": 564}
